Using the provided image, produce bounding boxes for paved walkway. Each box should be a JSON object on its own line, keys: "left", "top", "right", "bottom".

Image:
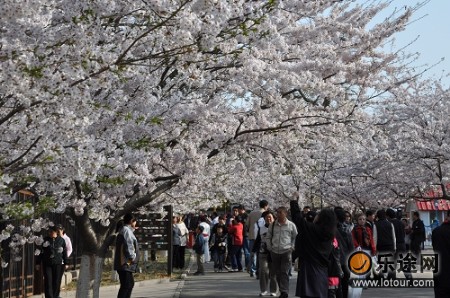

{"left": 181, "top": 260, "right": 298, "bottom": 298}
{"left": 30, "top": 250, "right": 436, "bottom": 298}
{"left": 30, "top": 278, "right": 183, "bottom": 298}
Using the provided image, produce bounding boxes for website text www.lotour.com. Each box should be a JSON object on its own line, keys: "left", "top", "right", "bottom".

{"left": 349, "top": 278, "right": 434, "bottom": 288}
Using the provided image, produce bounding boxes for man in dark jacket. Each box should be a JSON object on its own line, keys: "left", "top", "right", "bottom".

{"left": 410, "top": 211, "right": 426, "bottom": 257}
{"left": 114, "top": 213, "right": 139, "bottom": 298}
{"left": 374, "top": 209, "right": 396, "bottom": 279}
{"left": 386, "top": 208, "right": 409, "bottom": 279}
{"left": 36, "top": 226, "right": 67, "bottom": 298}
{"left": 432, "top": 210, "right": 450, "bottom": 298}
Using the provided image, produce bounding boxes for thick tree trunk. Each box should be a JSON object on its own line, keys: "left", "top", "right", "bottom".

{"left": 75, "top": 254, "right": 104, "bottom": 298}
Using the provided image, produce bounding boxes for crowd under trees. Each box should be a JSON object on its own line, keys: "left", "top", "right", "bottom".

{"left": 0, "top": 0, "right": 448, "bottom": 296}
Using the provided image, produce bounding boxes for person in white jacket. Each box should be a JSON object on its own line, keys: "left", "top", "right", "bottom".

{"left": 176, "top": 215, "right": 190, "bottom": 269}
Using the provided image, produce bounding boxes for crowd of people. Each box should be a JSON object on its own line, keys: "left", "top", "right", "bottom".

{"left": 181, "top": 196, "right": 450, "bottom": 298}
{"left": 33, "top": 199, "right": 450, "bottom": 298}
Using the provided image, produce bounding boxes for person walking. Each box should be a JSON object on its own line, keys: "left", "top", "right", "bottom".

{"left": 386, "top": 208, "right": 411, "bottom": 279}
{"left": 410, "top": 211, "right": 425, "bottom": 257}
{"left": 248, "top": 199, "right": 269, "bottom": 278}
{"left": 352, "top": 214, "right": 376, "bottom": 256}
{"left": 55, "top": 224, "right": 72, "bottom": 298}
{"left": 402, "top": 218, "right": 412, "bottom": 251}
{"left": 344, "top": 211, "right": 354, "bottom": 233}
{"left": 228, "top": 216, "right": 244, "bottom": 272}
{"left": 193, "top": 225, "right": 206, "bottom": 275}
{"left": 36, "top": 226, "right": 68, "bottom": 298}
{"left": 114, "top": 213, "right": 139, "bottom": 298}
{"left": 237, "top": 205, "right": 251, "bottom": 273}
{"left": 290, "top": 197, "right": 335, "bottom": 298}
{"left": 210, "top": 226, "right": 228, "bottom": 272}
{"left": 432, "top": 210, "right": 450, "bottom": 297}
{"left": 199, "top": 215, "right": 211, "bottom": 263}
{"left": 172, "top": 216, "right": 182, "bottom": 270}
{"left": 267, "top": 206, "right": 297, "bottom": 298}
{"left": 334, "top": 208, "right": 355, "bottom": 298}
{"left": 352, "top": 213, "right": 377, "bottom": 290}
{"left": 257, "top": 210, "right": 279, "bottom": 297}
{"left": 365, "top": 210, "right": 377, "bottom": 234}
{"left": 176, "top": 215, "right": 189, "bottom": 269}
{"left": 374, "top": 210, "right": 396, "bottom": 279}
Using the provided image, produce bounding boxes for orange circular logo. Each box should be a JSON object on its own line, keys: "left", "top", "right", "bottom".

{"left": 348, "top": 251, "right": 372, "bottom": 276}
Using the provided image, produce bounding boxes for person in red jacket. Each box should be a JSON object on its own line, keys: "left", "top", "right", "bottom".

{"left": 228, "top": 216, "right": 244, "bottom": 272}
{"left": 352, "top": 213, "right": 376, "bottom": 256}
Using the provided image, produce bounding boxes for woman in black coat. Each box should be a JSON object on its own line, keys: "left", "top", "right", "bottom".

{"left": 290, "top": 199, "right": 336, "bottom": 298}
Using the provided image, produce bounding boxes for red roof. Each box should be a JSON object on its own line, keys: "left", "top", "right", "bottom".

{"left": 416, "top": 199, "right": 450, "bottom": 211}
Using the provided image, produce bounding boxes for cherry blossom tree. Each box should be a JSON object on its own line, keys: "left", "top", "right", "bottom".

{"left": 372, "top": 80, "right": 450, "bottom": 200}
{"left": 0, "top": 0, "right": 426, "bottom": 296}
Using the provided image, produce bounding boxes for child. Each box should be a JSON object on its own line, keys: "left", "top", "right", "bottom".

{"left": 210, "top": 226, "right": 227, "bottom": 272}
{"left": 193, "top": 225, "right": 206, "bottom": 275}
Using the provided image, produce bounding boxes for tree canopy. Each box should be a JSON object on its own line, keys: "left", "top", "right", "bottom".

{"left": 1, "top": 0, "right": 448, "bottom": 294}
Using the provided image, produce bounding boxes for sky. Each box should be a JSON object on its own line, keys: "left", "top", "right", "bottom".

{"left": 367, "top": 0, "right": 450, "bottom": 87}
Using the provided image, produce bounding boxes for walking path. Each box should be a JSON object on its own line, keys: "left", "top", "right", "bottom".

{"left": 31, "top": 250, "right": 435, "bottom": 297}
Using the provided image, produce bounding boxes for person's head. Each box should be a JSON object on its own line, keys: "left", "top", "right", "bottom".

{"left": 376, "top": 209, "right": 386, "bottom": 220}
{"left": 196, "top": 225, "right": 204, "bottom": 234}
{"left": 218, "top": 215, "right": 226, "bottom": 224}
{"left": 232, "top": 206, "right": 239, "bottom": 217}
{"left": 212, "top": 211, "right": 218, "bottom": 218}
{"left": 366, "top": 210, "right": 375, "bottom": 222}
{"left": 264, "top": 211, "right": 275, "bottom": 225}
{"left": 306, "top": 210, "right": 317, "bottom": 223}
{"left": 123, "top": 213, "right": 137, "bottom": 228}
{"left": 49, "top": 226, "right": 59, "bottom": 238}
{"left": 334, "top": 207, "right": 346, "bottom": 224}
{"left": 356, "top": 213, "right": 366, "bottom": 227}
{"left": 232, "top": 216, "right": 241, "bottom": 225}
{"left": 173, "top": 216, "right": 179, "bottom": 224}
{"left": 315, "top": 208, "right": 337, "bottom": 239}
{"left": 276, "top": 207, "right": 288, "bottom": 222}
{"left": 413, "top": 211, "right": 420, "bottom": 220}
{"left": 303, "top": 206, "right": 311, "bottom": 215}
{"left": 344, "top": 211, "right": 352, "bottom": 223}
{"left": 199, "top": 215, "right": 207, "bottom": 222}
{"left": 238, "top": 205, "right": 246, "bottom": 214}
{"left": 216, "top": 226, "right": 223, "bottom": 235}
{"left": 386, "top": 209, "right": 396, "bottom": 219}
{"left": 56, "top": 224, "right": 65, "bottom": 236}
{"left": 259, "top": 200, "right": 269, "bottom": 210}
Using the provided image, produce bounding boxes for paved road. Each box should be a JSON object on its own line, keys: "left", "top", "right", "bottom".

{"left": 181, "top": 261, "right": 298, "bottom": 298}
{"left": 31, "top": 278, "right": 182, "bottom": 298}
{"left": 181, "top": 258, "right": 435, "bottom": 298}
{"left": 30, "top": 250, "right": 436, "bottom": 298}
